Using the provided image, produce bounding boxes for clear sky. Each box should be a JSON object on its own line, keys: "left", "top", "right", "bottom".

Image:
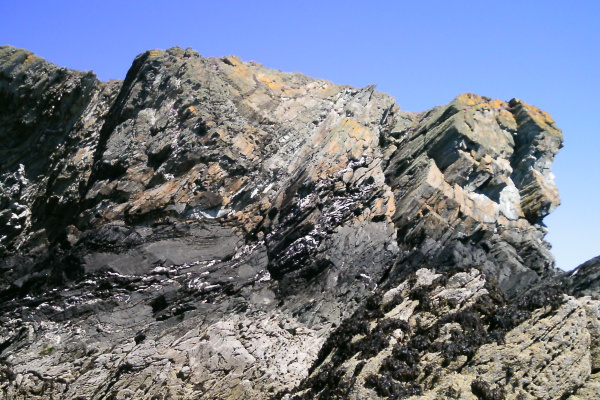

{"left": 2, "top": 1, "right": 598, "bottom": 271}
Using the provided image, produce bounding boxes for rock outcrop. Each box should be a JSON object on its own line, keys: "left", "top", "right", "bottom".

{"left": 0, "top": 45, "right": 596, "bottom": 399}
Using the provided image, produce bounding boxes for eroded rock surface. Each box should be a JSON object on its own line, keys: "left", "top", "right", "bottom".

{"left": 0, "top": 45, "right": 596, "bottom": 399}
{"left": 286, "top": 267, "right": 595, "bottom": 399}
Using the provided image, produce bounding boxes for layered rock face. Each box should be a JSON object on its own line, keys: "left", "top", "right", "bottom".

{"left": 0, "top": 45, "right": 597, "bottom": 399}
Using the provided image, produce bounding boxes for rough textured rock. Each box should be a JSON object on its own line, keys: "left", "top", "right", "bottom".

{"left": 562, "top": 256, "right": 600, "bottom": 300}
{"left": 0, "top": 45, "right": 597, "bottom": 399}
{"left": 286, "top": 267, "right": 594, "bottom": 399}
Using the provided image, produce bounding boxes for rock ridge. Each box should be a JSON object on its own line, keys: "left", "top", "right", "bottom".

{"left": 0, "top": 45, "right": 596, "bottom": 399}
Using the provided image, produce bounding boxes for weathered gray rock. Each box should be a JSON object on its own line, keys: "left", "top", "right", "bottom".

{"left": 0, "top": 45, "right": 596, "bottom": 399}
{"left": 289, "top": 267, "right": 596, "bottom": 399}
{"left": 562, "top": 256, "right": 600, "bottom": 300}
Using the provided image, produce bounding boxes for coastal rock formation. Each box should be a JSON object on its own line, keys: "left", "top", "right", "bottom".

{"left": 0, "top": 45, "right": 597, "bottom": 399}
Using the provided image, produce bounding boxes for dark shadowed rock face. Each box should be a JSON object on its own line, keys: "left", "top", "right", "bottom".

{"left": 562, "top": 256, "right": 600, "bottom": 299}
{"left": 0, "top": 45, "right": 597, "bottom": 399}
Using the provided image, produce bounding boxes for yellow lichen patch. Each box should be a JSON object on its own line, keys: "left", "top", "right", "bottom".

{"left": 220, "top": 63, "right": 255, "bottom": 95}
{"left": 235, "top": 64, "right": 252, "bottom": 80}
{"left": 530, "top": 109, "right": 554, "bottom": 129}
{"left": 187, "top": 106, "right": 198, "bottom": 115}
{"left": 456, "top": 93, "right": 483, "bottom": 106}
{"left": 345, "top": 119, "right": 369, "bottom": 141}
{"left": 320, "top": 118, "right": 372, "bottom": 159}
{"left": 537, "top": 109, "right": 555, "bottom": 124}
{"left": 257, "top": 74, "right": 285, "bottom": 92}
{"left": 24, "top": 54, "right": 34, "bottom": 64}
{"left": 149, "top": 50, "right": 160, "bottom": 58}
{"left": 488, "top": 99, "right": 505, "bottom": 109}
{"left": 225, "top": 62, "right": 250, "bottom": 79}
{"left": 520, "top": 101, "right": 557, "bottom": 127}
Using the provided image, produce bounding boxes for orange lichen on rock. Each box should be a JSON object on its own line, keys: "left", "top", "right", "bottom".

{"left": 520, "top": 100, "right": 558, "bottom": 127}
{"left": 0, "top": 46, "right": 579, "bottom": 400}
{"left": 257, "top": 74, "right": 286, "bottom": 93}
{"left": 489, "top": 99, "right": 505, "bottom": 109}
{"left": 456, "top": 92, "right": 482, "bottom": 106}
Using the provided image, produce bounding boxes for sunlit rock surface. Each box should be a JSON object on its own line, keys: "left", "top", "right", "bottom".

{"left": 0, "top": 45, "right": 597, "bottom": 399}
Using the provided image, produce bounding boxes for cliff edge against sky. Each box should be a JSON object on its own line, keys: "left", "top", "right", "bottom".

{"left": 0, "top": 45, "right": 598, "bottom": 399}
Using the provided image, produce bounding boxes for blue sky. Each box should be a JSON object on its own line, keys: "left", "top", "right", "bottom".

{"left": 2, "top": 1, "right": 599, "bottom": 270}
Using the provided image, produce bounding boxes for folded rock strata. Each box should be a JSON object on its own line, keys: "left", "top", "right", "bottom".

{"left": 0, "top": 45, "right": 596, "bottom": 399}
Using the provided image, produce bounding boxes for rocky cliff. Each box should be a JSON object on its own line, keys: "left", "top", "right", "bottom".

{"left": 0, "top": 45, "right": 597, "bottom": 399}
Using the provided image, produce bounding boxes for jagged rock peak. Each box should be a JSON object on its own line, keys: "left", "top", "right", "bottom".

{"left": 1, "top": 46, "right": 595, "bottom": 400}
